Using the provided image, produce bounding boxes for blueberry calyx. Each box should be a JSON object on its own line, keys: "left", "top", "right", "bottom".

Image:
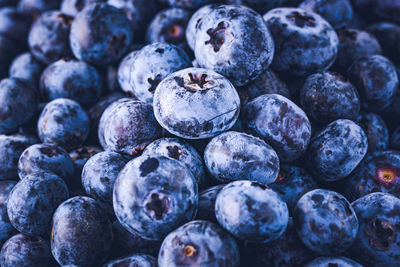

{"left": 205, "top": 21, "right": 231, "bottom": 52}
{"left": 184, "top": 245, "right": 196, "bottom": 257}
{"left": 286, "top": 11, "right": 316, "bottom": 28}
{"left": 166, "top": 145, "right": 183, "bottom": 160}
{"left": 145, "top": 193, "right": 170, "bottom": 220}
{"left": 147, "top": 74, "right": 163, "bottom": 93}
{"left": 365, "top": 218, "right": 396, "bottom": 250}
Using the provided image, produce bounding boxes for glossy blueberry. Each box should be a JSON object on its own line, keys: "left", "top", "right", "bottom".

{"left": 158, "top": 220, "right": 240, "bottom": 267}
{"left": 263, "top": 7, "right": 338, "bottom": 77}
{"left": 101, "top": 99, "right": 162, "bottom": 155}
{"left": 294, "top": 189, "right": 358, "bottom": 255}
{"left": 9, "top": 52, "right": 44, "bottom": 86}
{"left": 142, "top": 137, "right": 207, "bottom": 188}
{"left": 195, "top": 5, "right": 275, "bottom": 86}
{"left": 367, "top": 22, "right": 400, "bottom": 64}
{"left": 0, "top": 7, "right": 32, "bottom": 46}
{"left": 299, "top": 72, "right": 360, "bottom": 123}
{"left": 0, "top": 77, "right": 38, "bottom": 134}
{"left": 51, "top": 196, "right": 112, "bottom": 266}
{"left": 391, "top": 126, "right": 400, "bottom": 150}
{"left": 113, "top": 155, "right": 198, "bottom": 241}
{"left": 225, "top": 0, "right": 284, "bottom": 14}
{"left": 0, "top": 34, "right": 18, "bottom": 79}
{"left": 61, "top": 0, "right": 106, "bottom": 16}
{"left": 129, "top": 43, "right": 192, "bottom": 104}
{"left": 40, "top": 58, "right": 103, "bottom": 107}
{"left": 28, "top": 11, "right": 73, "bottom": 65}
{"left": 305, "top": 256, "right": 362, "bottom": 267}
{"left": 154, "top": 67, "right": 240, "bottom": 139}
{"left": 356, "top": 113, "right": 389, "bottom": 152}
{"left": 69, "top": 3, "right": 133, "bottom": 65}
{"left": 215, "top": 180, "right": 289, "bottom": 243}
{"left": 305, "top": 119, "right": 368, "bottom": 182}
{"left": 349, "top": 192, "right": 400, "bottom": 266}
{"left": 18, "top": 0, "right": 62, "bottom": 17}
{"left": 196, "top": 184, "right": 225, "bottom": 223}
{"left": 18, "top": 143, "right": 74, "bottom": 183}
{"left": 69, "top": 146, "right": 102, "bottom": 189}
{"left": 117, "top": 49, "right": 140, "bottom": 94}
{"left": 104, "top": 253, "right": 156, "bottom": 267}
{"left": 242, "top": 94, "right": 311, "bottom": 162}
{"left": 37, "top": 98, "right": 90, "bottom": 151}
{"left": 352, "top": 0, "right": 400, "bottom": 23}
{"left": 0, "top": 234, "right": 54, "bottom": 267}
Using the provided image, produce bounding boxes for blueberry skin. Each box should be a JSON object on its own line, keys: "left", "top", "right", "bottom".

{"left": 0, "top": 7, "right": 32, "bottom": 46}
{"left": 102, "top": 99, "right": 162, "bottom": 156}
{"left": 142, "top": 137, "right": 207, "bottom": 188}
{"left": 0, "top": 234, "right": 54, "bottom": 267}
{"left": 37, "top": 98, "right": 90, "bottom": 151}
{"left": 349, "top": 192, "right": 400, "bottom": 266}
{"left": 0, "top": 134, "right": 38, "bottom": 180}
{"left": 356, "top": 113, "right": 389, "bottom": 152}
{"left": 242, "top": 94, "right": 311, "bottom": 162}
{"left": 194, "top": 5, "right": 275, "bottom": 87}
{"left": 40, "top": 58, "right": 103, "bottom": 107}
{"left": 0, "top": 77, "right": 38, "bottom": 134}
{"left": 51, "top": 196, "right": 112, "bottom": 266}
{"left": 305, "top": 119, "right": 368, "bottom": 182}
{"left": 103, "top": 253, "right": 156, "bottom": 267}
{"left": 294, "top": 189, "right": 359, "bottom": 255}
{"left": 215, "top": 180, "right": 289, "bottom": 243}
{"left": 305, "top": 256, "right": 362, "bottom": 267}
{"left": 7, "top": 173, "right": 69, "bottom": 236}
{"left": 196, "top": 184, "right": 225, "bottom": 223}
{"left": 299, "top": 72, "right": 360, "bottom": 124}
{"left": 270, "top": 164, "right": 318, "bottom": 212}
{"left": 391, "top": 126, "right": 400, "bottom": 150}
{"left": 153, "top": 67, "right": 240, "bottom": 139}
{"left": 117, "top": 50, "right": 140, "bottom": 94}
{"left": 18, "top": 143, "right": 74, "bottom": 182}
{"left": 225, "top": 0, "right": 284, "bottom": 14}
{"left": 348, "top": 55, "right": 398, "bottom": 112}
{"left": 28, "top": 11, "right": 73, "bottom": 65}
{"left": 367, "top": 22, "right": 400, "bottom": 64}
{"left": 18, "top": 0, "right": 61, "bottom": 17}
{"left": 129, "top": 43, "right": 192, "bottom": 104}
{"left": 9, "top": 53, "right": 44, "bottom": 86}
{"left": 0, "top": 34, "right": 18, "bottom": 79}
{"left": 158, "top": 220, "right": 240, "bottom": 267}
{"left": 69, "top": 3, "right": 133, "bottom": 65}
{"left": 113, "top": 155, "right": 198, "bottom": 241}
{"left": 263, "top": 7, "right": 338, "bottom": 77}
{"left": 204, "top": 131, "right": 280, "bottom": 185}
{"left": 61, "top": 0, "right": 106, "bottom": 16}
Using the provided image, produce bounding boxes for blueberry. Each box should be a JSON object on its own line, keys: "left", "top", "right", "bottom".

{"left": 0, "top": 7, "right": 32, "bottom": 47}
{"left": 69, "top": 3, "right": 133, "bottom": 65}
{"left": 153, "top": 67, "right": 240, "bottom": 139}
{"left": 113, "top": 155, "right": 198, "bottom": 241}
{"left": 391, "top": 126, "right": 400, "bottom": 150}
{"left": 18, "top": 0, "right": 62, "bottom": 17}
{"left": 128, "top": 43, "right": 192, "bottom": 104}
{"left": 225, "top": 0, "right": 284, "bottom": 14}
{"left": 101, "top": 99, "right": 162, "bottom": 155}
{"left": 142, "top": 137, "right": 207, "bottom": 188}
{"left": 242, "top": 94, "right": 311, "bottom": 162}
{"left": 196, "top": 184, "right": 225, "bottom": 223}
{"left": 0, "top": 77, "right": 38, "bottom": 134}
{"left": 104, "top": 253, "right": 156, "bottom": 267}
{"left": 204, "top": 131, "right": 280, "bottom": 185}
{"left": 305, "top": 119, "right": 368, "bottom": 182}
{"left": 9, "top": 52, "right": 44, "bottom": 87}
{"left": 61, "top": 0, "right": 106, "bottom": 16}
{"left": 51, "top": 196, "right": 112, "bottom": 266}
{"left": 117, "top": 49, "right": 140, "bottom": 94}
{"left": 356, "top": 113, "right": 389, "bottom": 152}
{"left": 215, "top": 180, "right": 289, "bottom": 242}
{"left": 1, "top": 234, "right": 54, "bottom": 267}
{"left": 263, "top": 7, "right": 338, "bottom": 77}
{"left": 367, "top": 22, "right": 400, "bottom": 65}
{"left": 305, "top": 256, "right": 362, "bottom": 267}
{"left": 0, "top": 222, "right": 17, "bottom": 249}
{"left": 158, "top": 220, "right": 240, "bottom": 267}
{"left": 18, "top": 143, "right": 74, "bottom": 183}
{"left": 349, "top": 192, "right": 400, "bottom": 266}
{"left": 0, "top": 34, "right": 18, "bottom": 79}
{"left": 194, "top": 5, "right": 275, "bottom": 86}
{"left": 28, "top": 11, "right": 73, "bottom": 65}
{"left": 299, "top": 72, "right": 360, "bottom": 124}
{"left": 294, "top": 189, "right": 358, "bottom": 255}
{"left": 40, "top": 58, "right": 103, "bottom": 107}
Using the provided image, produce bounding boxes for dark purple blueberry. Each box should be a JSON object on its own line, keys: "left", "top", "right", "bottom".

{"left": 0, "top": 180, "right": 17, "bottom": 222}
{"left": 18, "top": 143, "right": 74, "bottom": 182}
{"left": 391, "top": 126, "right": 400, "bottom": 150}
{"left": 242, "top": 94, "right": 311, "bottom": 162}
{"left": 349, "top": 192, "right": 400, "bottom": 266}
{"left": 305, "top": 256, "right": 362, "bottom": 267}
{"left": 113, "top": 155, "right": 198, "bottom": 241}
{"left": 0, "top": 77, "right": 38, "bottom": 134}
{"left": 129, "top": 43, "right": 192, "bottom": 104}
{"left": 28, "top": 11, "right": 73, "bottom": 65}
{"left": 9, "top": 52, "right": 44, "bottom": 87}
{"left": 101, "top": 99, "right": 162, "bottom": 156}
{"left": 356, "top": 113, "right": 389, "bottom": 152}
{"left": 348, "top": 55, "right": 398, "bottom": 112}
{"left": 0, "top": 234, "right": 54, "bottom": 267}
{"left": 69, "top": 3, "right": 133, "bottom": 65}
{"left": 294, "top": 189, "right": 358, "bottom": 255}
{"left": 225, "top": 0, "right": 284, "bottom": 14}
{"left": 61, "top": 0, "right": 106, "bottom": 16}
{"left": 51, "top": 196, "right": 112, "bottom": 266}
{"left": 40, "top": 58, "right": 103, "bottom": 107}
{"left": 196, "top": 184, "right": 225, "bottom": 223}
{"left": 204, "top": 131, "right": 280, "bottom": 185}
{"left": 153, "top": 68, "right": 240, "bottom": 139}
{"left": 352, "top": 0, "right": 400, "bottom": 24}
{"left": 117, "top": 49, "right": 140, "bottom": 94}
{"left": 215, "top": 180, "right": 289, "bottom": 243}
{"left": 305, "top": 119, "right": 368, "bottom": 182}
{"left": 0, "top": 7, "right": 32, "bottom": 46}
{"left": 195, "top": 5, "right": 275, "bottom": 86}
{"left": 18, "top": 0, "right": 61, "bottom": 17}
{"left": 104, "top": 253, "right": 156, "bottom": 267}
{"left": 37, "top": 98, "right": 90, "bottom": 151}
{"left": 0, "top": 34, "right": 19, "bottom": 79}
{"left": 299, "top": 72, "right": 360, "bottom": 123}
{"left": 158, "top": 220, "right": 240, "bottom": 267}
{"left": 367, "top": 22, "right": 400, "bottom": 64}
{"left": 263, "top": 7, "right": 338, "bottom": 77}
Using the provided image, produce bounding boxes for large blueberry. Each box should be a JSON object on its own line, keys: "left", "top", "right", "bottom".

{"left": 356, "top": 113, "right": 389, "bottom": 152}
{"left": 104, "top": 253, "right": 156, "bottom": 267}
{"left": 196, "top": 184, "right": 225, "bottom": 223}
{"left": 9, "top": 52, "right": 44, "bottom": 87}
{"left": 305, "top": 256, "right": 362, "bottom": 267}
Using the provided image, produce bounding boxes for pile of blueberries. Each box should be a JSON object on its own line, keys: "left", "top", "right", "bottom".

{"left": 0, "top": 0, "right": 400, "bottom": 266}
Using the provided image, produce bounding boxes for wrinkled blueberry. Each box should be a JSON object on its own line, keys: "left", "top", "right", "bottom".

{"left": 356, "top": 113, "right": 389, "bottom": 152}
{"left": 104, "top": 253, "right": 156, "bottom": 267}
{"left": 196, "top": 184, "right": 225, "bottom": 223}
{"left": 9, "top": 52, "right": 44, "bottom": 87}
{"left": 305, "top": 256, "right": 362, "bottom": 267}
